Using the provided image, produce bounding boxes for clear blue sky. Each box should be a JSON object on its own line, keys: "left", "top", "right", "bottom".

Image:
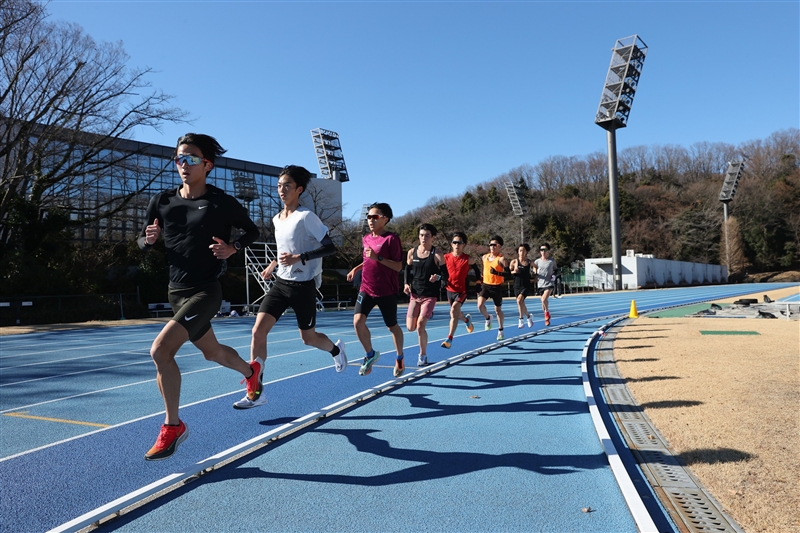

{"left": 46, "top": 1, "right": 799, "bottom": 220}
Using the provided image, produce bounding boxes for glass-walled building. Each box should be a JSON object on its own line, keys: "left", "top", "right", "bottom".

{"left": 42, "top": 136, "right": 342, "bottom": 244}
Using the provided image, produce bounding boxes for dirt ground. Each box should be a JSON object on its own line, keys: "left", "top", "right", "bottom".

{"left": 615, "top": 285, "right": 800, "bottom": 533}
{"left": 2, "top": 287, "right": 799, "bottom": 532}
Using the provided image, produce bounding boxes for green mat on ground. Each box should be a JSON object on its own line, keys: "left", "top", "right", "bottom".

{"left": 646, "top": 303, "right": 730, "bottom": 318}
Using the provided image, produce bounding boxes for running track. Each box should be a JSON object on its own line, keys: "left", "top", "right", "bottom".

{"left": 0, "top": 283, "right": 796, "bottom": 533}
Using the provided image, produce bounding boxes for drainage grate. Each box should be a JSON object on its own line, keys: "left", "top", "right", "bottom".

{"left": 661, "top": 488, "right": 743, "bottom": 533}
{"left": 597, "top": 323, "right": 745, "bottom": 533}
{"left": 633, "top": 449, "right": 697, "bottom": 487}
{"left": 621, "top": 420, "right": 668, "bottom": 449}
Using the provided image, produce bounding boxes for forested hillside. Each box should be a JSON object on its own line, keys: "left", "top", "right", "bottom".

{"left": 375, "top": 129, "right": 799, "bottom": 277}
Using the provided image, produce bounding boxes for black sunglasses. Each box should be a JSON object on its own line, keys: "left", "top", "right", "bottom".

{"left": 452, "top": 240, "right": 464, "bottom": 245}
{"left": 489, "top": 243, "right": 499, "bottom": 247}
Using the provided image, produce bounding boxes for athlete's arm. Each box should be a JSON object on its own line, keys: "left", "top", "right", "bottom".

{"left": 374, "top": 256, "right": 403, "bottom": 272}
{"left": 230, "top": 197, "right": 260, "bottom": 249}
{"left": 434, "top": 251, "right": 448, "bottom": 285}
{"left": 137, "top": 195, "right": 161, "bottom": 250}
{"left": 300, "top": 233, "right": 337, "bottom": 264}
{"left": 346, "top": 262, "right": 363, "bottom": 282}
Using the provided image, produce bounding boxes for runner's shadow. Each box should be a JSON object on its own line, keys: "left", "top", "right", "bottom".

{"left": 640, "top": 400, "right": 702, "bottom": 409}
{"left": 679, "top": 447, "right": 754, "bottom": 465}
{"left": 503, "top": 345, "right": 572, "bottom": 354}
{"left": 214, "top": 428, "right": 609, "bottom": 486}
{"left": 416, "top": 374, "right": 581, "bottom": 391}
{"left": 465, "top": 356, "right": 577, "bottom": 368}
{"left": 340, "top": 392, "right": 587, "bottom": 422}
{"left": 614, "top": 345, "right": 655, "bottom": 350}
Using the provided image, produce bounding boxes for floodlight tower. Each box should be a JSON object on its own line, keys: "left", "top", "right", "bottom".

{"left": 311, "top": 128, "right": 350, "bottom": 182}
{"left": 718, "top": 160, "right": 745, "bottom": 270}
{"left": 504, "top": 182, "right": 527, "bottom": 244}
{"left": 232, "top": 171, "right": 259, "bottom": 214}
{"left": 595, "top": 35, "right": 648, "bottom": 291}
{"left": 232, "top": 171, "right": 260, "bottom": 312}
{"left": 359, "top": 203, "right": 370, "bottom": 234}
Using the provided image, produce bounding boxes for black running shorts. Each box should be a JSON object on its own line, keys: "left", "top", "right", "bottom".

{"left": 168, "top": 281, "right": 222, "bottom": 342}
{"left": 258, "top": 277, "right": 319, "bottom": 330}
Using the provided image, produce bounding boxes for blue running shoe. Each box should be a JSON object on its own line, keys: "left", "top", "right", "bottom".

{"left": 359, "top": 350, "right": 380, "bottom": 376}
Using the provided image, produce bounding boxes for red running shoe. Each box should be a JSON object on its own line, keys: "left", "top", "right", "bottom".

{"left": 145, "top": 421, "right": 188, "bottom": 461}
{"left": 545, "top": 311, "right": 551, "bottom": 326}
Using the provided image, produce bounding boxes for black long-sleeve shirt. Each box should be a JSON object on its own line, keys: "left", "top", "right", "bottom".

{"left": 138, "top": 185, "right": 260, "bottom": 288}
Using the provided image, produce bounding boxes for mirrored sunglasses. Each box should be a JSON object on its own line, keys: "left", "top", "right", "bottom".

{"left": 174, "top": 154, "right": 206, "bottom": 166}
{"left": 366, "top": 214, "right": 385, "bottom": 221}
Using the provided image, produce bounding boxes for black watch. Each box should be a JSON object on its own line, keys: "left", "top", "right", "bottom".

{"left": 377, "top": 255, "right": 383, "bottom": 262}
{"left": 233, "top": 241, "right": 242, "bottom": 252}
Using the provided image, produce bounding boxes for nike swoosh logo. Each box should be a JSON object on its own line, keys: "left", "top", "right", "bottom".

{"left": 185, "top": 314, "right": 198, "bottom": 321}
{"left": 307, "top": 319, "right": 313, "bottom": 327}
{"left": 198, "top": 205, "right": 208, "bottom": 209}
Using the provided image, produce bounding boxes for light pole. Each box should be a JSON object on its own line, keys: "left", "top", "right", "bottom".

{"left": 718, "top": 160, "right": 744, "bottom": 273}
{"left": 232, "top": 171, "right": 259, "bottom": 313}
{"left": 595, "top": 35, "right": 647, "bottom": 290}
{"left": 504, "top": 181, "right": 527, "bottom": 244}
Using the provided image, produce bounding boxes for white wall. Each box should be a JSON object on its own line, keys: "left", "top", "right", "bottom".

{"left": 585, "top": 255, "right": 728, "bottom": 290}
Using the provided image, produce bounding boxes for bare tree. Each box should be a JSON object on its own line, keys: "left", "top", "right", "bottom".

{"left": 720, "top": 215, "right": 749, "bottom": 275}
{"left": 0, "top": 0, "right": 183, "bottom": 249}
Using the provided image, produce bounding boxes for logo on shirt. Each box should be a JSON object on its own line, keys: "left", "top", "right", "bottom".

{"left": 198, "top": 205, "right": 208, "bottom": 209}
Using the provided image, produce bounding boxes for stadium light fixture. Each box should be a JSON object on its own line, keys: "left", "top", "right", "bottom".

{"left": 595, "top": 35, "right": 648, "bottom": 291}
{"left": 311, "top": 128, "right": 350, "bottom": 182}
{"left": 504, "top": 182, "right": 527, "bottom": 244}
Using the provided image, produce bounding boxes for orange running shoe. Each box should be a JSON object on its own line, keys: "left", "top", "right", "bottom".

{"left": 233, "top": 358, "right": 267, "bottom": 409}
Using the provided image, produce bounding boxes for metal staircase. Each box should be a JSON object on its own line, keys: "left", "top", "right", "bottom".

{"left": 243, "top": 242, "right": 325, "bottom": 314}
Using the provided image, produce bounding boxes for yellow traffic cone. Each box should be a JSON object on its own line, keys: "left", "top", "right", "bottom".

{"left": 629, "top": 300, "right": 639, "bottom": 319}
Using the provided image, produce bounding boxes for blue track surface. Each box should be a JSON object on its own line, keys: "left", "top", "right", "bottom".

{"left": 0, "top": 283, "right": 796, "bottom": 533}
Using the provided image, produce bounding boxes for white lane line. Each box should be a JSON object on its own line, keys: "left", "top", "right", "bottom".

{"left": 581, "top": 324, "right": 658, "bottom": 533}
{"left": 0, "top": 365, "right": 330, "bottom": 462}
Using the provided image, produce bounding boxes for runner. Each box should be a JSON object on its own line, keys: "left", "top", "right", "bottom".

{"left": 477, "top": 235, "right": 508, "bottom": 341}
{"left": 533, "top": 242, "right": 557, "bottom": 326}
{"left": 509, "top": 243, "right": 535, "bottom": 328}
{"left": 553, "top": 269, "right": 564, "bottom": 298}
{"left": 346, "top": 202, "right": 405, "bottom": 377}
{"left": 441, "top": 231, "right": 477, "bottom": 349}
{"left": 233, "top": 165, "right": 347, "bottom": 410}
{"left": 404, "top": 223, "right": 447, "bottom": 367}
{"left": 138, "top": 133, "right": 260, "bottom": 460}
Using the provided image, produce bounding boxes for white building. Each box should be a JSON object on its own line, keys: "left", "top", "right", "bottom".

{"left": 585, "top": 250, "right": 728, "bottom": 290}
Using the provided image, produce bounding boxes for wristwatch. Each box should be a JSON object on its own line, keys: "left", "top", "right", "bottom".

{"left": 377, "top": 255, "right": 384, "bottom": 262}
{"left": 233, "top": 241, "right": 242, "bottom": 252}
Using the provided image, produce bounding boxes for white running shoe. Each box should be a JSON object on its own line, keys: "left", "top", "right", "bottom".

{"left": 497, "top": 330, "right": 505, "bottom": 341}
{"left": 527, "top": 315, "right": 534, "bottom": 328}
{"left": 518, "top": 318, "right": 524, "bottom": 329}
{"left": 418, "top": 355, "right": 428, "bottom": 366}
{"left": 484, "top": 316, "right": 492, "bottom": 331}
{"left": 333, "top": 339, "right": 347, "bottom": 372}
